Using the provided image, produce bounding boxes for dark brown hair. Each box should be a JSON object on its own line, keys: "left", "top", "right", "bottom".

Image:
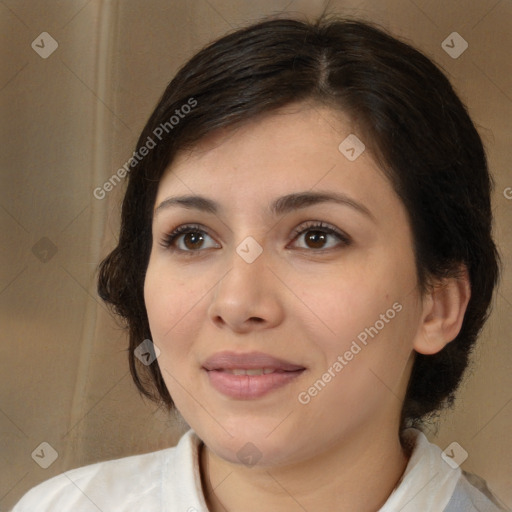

{"left": 97, "top": 13, "right": 500, "bottom": 431}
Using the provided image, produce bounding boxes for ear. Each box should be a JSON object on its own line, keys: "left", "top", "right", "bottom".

{"left": 413, "top": 265, "right": 471, "bottom": 355}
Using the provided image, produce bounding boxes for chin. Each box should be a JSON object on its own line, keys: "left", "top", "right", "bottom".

{"left": 208, "top": 436, "right": 294, "bottom": 468}
{"left": 194, "top": 417, "right": 307, "bottom": 469}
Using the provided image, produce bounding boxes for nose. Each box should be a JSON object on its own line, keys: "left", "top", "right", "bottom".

{"left": 207, "top": 242, "right": 285, "bottom": 333}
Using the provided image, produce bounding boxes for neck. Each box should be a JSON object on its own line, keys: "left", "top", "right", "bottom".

{"left": 199, "top": 422, "right": 410, "bottom": 512}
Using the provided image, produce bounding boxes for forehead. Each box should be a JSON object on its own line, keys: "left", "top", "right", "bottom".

{"left": 155, "top": 103, "right": 396, "bottom": 215}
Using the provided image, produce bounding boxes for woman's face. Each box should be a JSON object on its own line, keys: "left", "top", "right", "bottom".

{"left": 144, "top": 102, "right": 425, "bottom": 467}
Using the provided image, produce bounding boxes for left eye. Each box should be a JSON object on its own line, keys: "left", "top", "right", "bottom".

{"left": 290, "top": 222, "right": 351, "bottom": 250}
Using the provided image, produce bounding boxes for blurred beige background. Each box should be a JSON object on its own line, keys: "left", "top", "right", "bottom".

{"left": 1, "top": 0, "right": 511, "bottom": 510}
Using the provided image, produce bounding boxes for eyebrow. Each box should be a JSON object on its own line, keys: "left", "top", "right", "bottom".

{"left": 154, "top": 191, "right": 375, "bottom": 221}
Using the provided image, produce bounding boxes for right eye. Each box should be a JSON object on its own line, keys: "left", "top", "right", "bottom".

{"left": 160, "top": 224, "right": 220, "bottom": 254}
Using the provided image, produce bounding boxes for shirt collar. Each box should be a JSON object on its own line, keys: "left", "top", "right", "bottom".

{"left": 180, "top": 427, "right": 461, "bottom": 512}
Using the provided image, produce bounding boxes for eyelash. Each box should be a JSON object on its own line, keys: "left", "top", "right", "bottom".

{"left": 159, "top": 221, "right": 352, "bottom": 254}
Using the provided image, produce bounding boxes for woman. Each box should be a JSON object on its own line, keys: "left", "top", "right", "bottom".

{"left": 13, "top": 13, "right": 507, "bottom": 512}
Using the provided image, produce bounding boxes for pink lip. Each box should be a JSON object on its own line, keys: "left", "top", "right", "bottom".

{"left": 202, "top": 351, "right": 305, "bottom": 399}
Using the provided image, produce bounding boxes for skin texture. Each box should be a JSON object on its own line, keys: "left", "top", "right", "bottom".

{"left": 143, "top": 101, "right": 470, "bottom": 511}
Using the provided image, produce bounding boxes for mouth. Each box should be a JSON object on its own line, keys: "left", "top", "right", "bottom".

{"left": 221, "top": 368, "right": 284, "bottom": 375}
{"left": 202, "top": 351, "right": 306, "bottom": 399}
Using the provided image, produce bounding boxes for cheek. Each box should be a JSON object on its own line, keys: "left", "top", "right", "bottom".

{"left": 303, "top": 263, "right": 419, "bottom": 399}
{"left": 295, "top": 260, "right": 411, "bottom": 348}
{"left": 300, "top": 300, "right": 419, "bottom": 419}
{"left": 144, "top": 260, "right": 203, "bottom": 351}
{"left": 144, "top": 263, "right": 203, "bottom": 401}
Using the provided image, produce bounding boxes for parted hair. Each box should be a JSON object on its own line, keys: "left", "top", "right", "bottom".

{"left": 97, "top": 13, "right": 500, "bottom": 432}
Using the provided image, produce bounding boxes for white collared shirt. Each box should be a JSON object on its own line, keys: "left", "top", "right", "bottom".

{"left": 11, "top": 428, "right": 508, "bottom": 511}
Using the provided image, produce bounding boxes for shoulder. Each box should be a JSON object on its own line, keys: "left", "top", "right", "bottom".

{"left": 11, "top": 430, "right": 201, "bottom": 512}
{"left": 443, "top": 471, "right": 510, "bottom": 512}
{"left": 382, "top": 429, "right": 509, "bottom": 512}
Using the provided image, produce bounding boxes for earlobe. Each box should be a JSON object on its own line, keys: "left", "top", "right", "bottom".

{"left": 414, "top": 266, "right": 471, "bottom": 355}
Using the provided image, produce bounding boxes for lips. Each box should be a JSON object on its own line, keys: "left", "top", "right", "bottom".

{"left": 202, "top": 351, "right": 305, "bottom": 399}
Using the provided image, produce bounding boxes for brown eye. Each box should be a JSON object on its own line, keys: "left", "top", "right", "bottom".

{"left": 182, "top": 232, "right": 205, "bottom": 250}
{"left": 291, "top": 222, "right": 351, "bottom": 251}
{"left": 304, "top": 230, "right": 329, "bottom": 249}
{"left": 160, "top": 224, "right": 220, "bottom": 253}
